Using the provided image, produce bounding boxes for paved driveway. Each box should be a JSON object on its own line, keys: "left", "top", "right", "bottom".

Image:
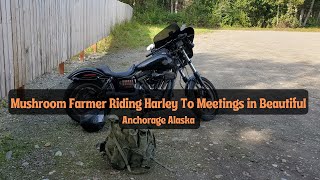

{"left": 1, "top": 30, "right": 320, "bottom": 180}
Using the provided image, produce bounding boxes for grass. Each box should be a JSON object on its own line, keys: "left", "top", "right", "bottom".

{"left": 0, "top": 99, "right": 8, "bottom": 109}
{"left": 80, "top": 21, "right": 319, "bottom": 57}
{"left": 0, "top": 97, "right": 7, "bottom": 109}
{"left": 83, "top": 22, "right": 213, "bottom": 56}
{"left": 84, "top": 22, "right": 160, "bottom": 54}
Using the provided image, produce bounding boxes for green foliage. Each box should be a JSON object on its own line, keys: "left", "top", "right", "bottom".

{"left": 271, "top": 2, "right": 300, "bottom": 28}
{"left": 184, "top": 0, "right": 216, "bottom": 27}
{"left": 134, "top": 2, "right": 166, "bottom": 24}
{"left": 276, "top": 14, "right": 300, "bottom": 28}
{"left": 83, "top": 21, "right": 211, "bottom": 55}
{"left": 85, "top": 22, "right": 155, "bottom": 53}
{"left": 0, "top": 99, "right": 8, "bottom": 108}
{"left": 218, "top": 0, "right": 252, "bottom": 27}
{"left": 122, "top": 0, "right": 320, "bottom": 28}
{"left": 306, "top": 17, "right": 320, "bottom": 27}
{"left": 133, "top": 0, "right": 186, "bottom": 25}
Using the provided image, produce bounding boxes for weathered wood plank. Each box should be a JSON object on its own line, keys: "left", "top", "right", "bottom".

{"left": 46, "top": 0, "right": 50, "bottom": 73}
{"left": 7, "top": 0, "right": 14, "bottom": 90}
{"left": 0, "top": 0, "right": 133, "bottom": 97}
{"left": 2, "top": 0, "right": 11, "bottom": 93}
{"left": 36, "top": 0, "right": 41, "bottom": 77}
{"left": 30, "top": 0, "right": 35, "bottom": 80}
{"left": 22, "top": 0, "right": 29, "bottom": 83}
{"left": 10, "top": 0, "right": 18, "bottom": 88}
{"left": 40, "top": 0, "right": 45, "bottom": 75}
{"left": 1, "top": 0, "right": 8, "bottom": 94}
{"left": 48, "top": 0, "right": 52, "bottom": 72}
{"left": 17, "top": 0, "right": 23, "bottom": 87}
{"left": 44, "top": 0, "right": 48, "bottom": 74}
{"left": 0, "top": 0, "right": 6, "bottom": 97}
{"left": 55, "top": 0, "right": 58, "bottom": 67}
{"left": 53, "top": 0, "right": 56, "bottom": 68}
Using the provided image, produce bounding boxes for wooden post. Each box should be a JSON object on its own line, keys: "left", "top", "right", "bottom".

{"left": 79, "top": 51, "right": 85, "bottom": 61}
{"left": 58, "top": 62, "right": 64, "bottom": 74}
{"left": 17, "top": 85, "right": 25, "bottom": 99}
{"left": 92, "top": 44, "right": 97, "bottom": 53}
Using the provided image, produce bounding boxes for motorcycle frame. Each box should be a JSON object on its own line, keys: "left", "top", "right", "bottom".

{"left": 67, "top": 49, "right": 203, "bottom": 101}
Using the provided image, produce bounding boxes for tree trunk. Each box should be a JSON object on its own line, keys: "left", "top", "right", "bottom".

{"left": 303, "top": 0, "right": 315, "bottom": 27}
{"left": 300, "top": 8, "right": 305, "bottom": 26}
{"left": 318, "top": 11, "right": 320, "bottom": 23}
{"left": 276, "top": 4, "right": 280, "bottom": 25}
{"left": 171, "top": 0, "right": 174, "bottom": 13}
{"left": 175, "top": 0, "right": 178, "bottom": 13}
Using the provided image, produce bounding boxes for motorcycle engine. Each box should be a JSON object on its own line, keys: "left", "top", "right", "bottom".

{"left": 145, "top": 71, "right": 176, "bottom": 89}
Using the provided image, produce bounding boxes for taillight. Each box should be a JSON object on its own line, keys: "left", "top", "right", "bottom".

{"left": 83, "top": 73, "right": 97, "bottom": 77}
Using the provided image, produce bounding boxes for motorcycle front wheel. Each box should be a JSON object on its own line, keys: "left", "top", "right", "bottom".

{"left": 186, "top": 76, "right": 218, "bottom": 121}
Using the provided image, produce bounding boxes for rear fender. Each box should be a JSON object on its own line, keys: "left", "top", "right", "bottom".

{"left": 67, "top": 68, "right": 105, "bottom": 81}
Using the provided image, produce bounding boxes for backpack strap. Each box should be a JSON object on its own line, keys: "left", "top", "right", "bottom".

{"left": 98, "top": 141, "right": 113, "bottom": 159}
{"left": 99, "top": 121, "right": 115, "bottom": 158}
{"left": 112, "top": 128, "right": 154, "bottom": 174}
{"left": 108, "top": 121, "right": 151, "bottom": 174}
{"left": 111, "top": 130, "right": 132, "bottom": 172}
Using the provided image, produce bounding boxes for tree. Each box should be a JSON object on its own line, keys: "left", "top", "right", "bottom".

{"left": 171, "top": 0, "right": 174, "bottom": 13}
{"left": 119, "top": 0, "right": 320, "bottom": 27}
{"left": 303, "top": 0, "right": 315, "bottom": 26}
{"left": 175, "top": 0, "right": 179, "bottom": 13}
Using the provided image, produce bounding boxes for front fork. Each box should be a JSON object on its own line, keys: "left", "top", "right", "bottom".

{"left": 179, "top": 49, "right": 206, "bottom": 87}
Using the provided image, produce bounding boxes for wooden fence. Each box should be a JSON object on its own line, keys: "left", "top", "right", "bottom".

{"left": 0, "top": 0, "right": 132, "bottom": 98}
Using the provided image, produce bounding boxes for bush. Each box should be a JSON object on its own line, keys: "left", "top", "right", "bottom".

{"left": 184, "top": 1, "right": 215, "bottom": 27}
{"left": 133, "top": 0, "right": 218, "bottom": 27}
{"left": 305, "top": 17, "right": 320, "bottom": 27}
{"left": 133, "top": 0, "right": 252, "bottom": 28}
{"left": 128, "top": 0, "right": 316, "bottom": 29}
{"left": 273, "top": 14, "right": 300, "bottom": 28}
{"left": 165, "top": 12, "right": 185, "bottom": 24}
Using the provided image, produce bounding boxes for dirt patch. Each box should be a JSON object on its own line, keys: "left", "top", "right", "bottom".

{"left": 1, "top": 31, "right": 320, "bottom": 180}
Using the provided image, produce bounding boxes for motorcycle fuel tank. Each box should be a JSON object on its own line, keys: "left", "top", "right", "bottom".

{"left": 136, "top": 51, "right": 173, "bottom": 71}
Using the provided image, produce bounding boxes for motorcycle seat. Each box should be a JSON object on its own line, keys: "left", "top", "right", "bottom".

{"left": 97, "top": 65, "right": 135, "bottom": 78}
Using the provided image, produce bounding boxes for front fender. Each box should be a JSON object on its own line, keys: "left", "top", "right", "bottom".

{"left": 67, "top": 68, "right": 105, "bottom": 81}
{"left": 185, "top": 75, "right": 197, "bottom": 96}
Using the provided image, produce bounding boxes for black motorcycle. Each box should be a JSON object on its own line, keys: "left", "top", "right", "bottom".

{"left": 64, "top": 23, "right": 218, "bottom": 131}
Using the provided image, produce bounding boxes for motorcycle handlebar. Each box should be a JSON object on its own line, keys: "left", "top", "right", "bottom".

{"left": 146, "top": 33, "right": 188, "bottom": 57}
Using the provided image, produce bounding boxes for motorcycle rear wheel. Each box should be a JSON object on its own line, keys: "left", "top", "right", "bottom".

{"left": 64, "top": 81, "right": 105, "bottom": 122}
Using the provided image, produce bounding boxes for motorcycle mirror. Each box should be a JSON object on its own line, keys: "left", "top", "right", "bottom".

{"left": 146, "top": 44, "right": 155, "bottom": 51}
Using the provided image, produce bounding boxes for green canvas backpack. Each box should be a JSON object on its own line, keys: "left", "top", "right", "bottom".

{"left": 99, "top": 115, "right": 156, "bottom": 173}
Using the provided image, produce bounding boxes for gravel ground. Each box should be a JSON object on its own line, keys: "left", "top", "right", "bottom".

{"left": 1, "top": 30, "right": 320, "bottom": 180}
